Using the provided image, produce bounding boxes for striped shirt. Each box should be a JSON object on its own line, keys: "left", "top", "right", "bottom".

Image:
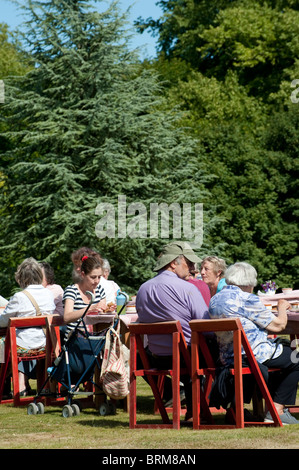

{"left": 63, "top": 284, "right": 105, "bottom": 337}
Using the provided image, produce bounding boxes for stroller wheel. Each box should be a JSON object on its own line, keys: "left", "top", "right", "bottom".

{"left": 62, "top": 404, "right": 74, "bottom": 418}
{"left": 99, "top": 402, "right": 110, "bottom": 416}
{"left": 27, "top": 403, "right": 39, "bottom": 415}
{"left": 71, "top": 403, "right": 80, "bottom": 416}
{"left": 72, "top": 399, "right": 82, "bottom": 411}
{"left": 37, "top": 402, "right": 45, "bottom": 415}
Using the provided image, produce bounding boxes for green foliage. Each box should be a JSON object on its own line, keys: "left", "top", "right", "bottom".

{"left": 0, "top": 0, "right": 213, "bottom": 297}
{"left": 0, "top": 0, "right": 298, "bottom": 297}
{"left": 137, "top": 0, "right": 299, "bottom": 289}
{"left": 0, "top": 22, "right": 31, "bottom": 77}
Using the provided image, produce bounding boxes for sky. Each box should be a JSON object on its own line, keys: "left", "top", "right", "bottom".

{"left": 1, "top": 0, "right": 162, "bottom": 59}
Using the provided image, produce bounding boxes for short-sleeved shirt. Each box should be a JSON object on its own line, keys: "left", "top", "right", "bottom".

{"left": 216, "top": 277, "right": 227, "bottom": 293}
{"left": 0, "top": 285, "right": 55, "bottom": 349}
{"left": 136, "top": 270, "right": 209, "bottom": 356}
{"left": 63, "top": 284, "right": 105, "bottom": 336}
{"left": 46, "top": 284, "right": 64, "bottom": 316}
{"left": 209, "top": 285, "right": 282, "bottom": 366}
{"left": 188, "top": 278, "right": 211, "bottom": 307}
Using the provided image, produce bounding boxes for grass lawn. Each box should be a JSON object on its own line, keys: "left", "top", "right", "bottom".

{"left": 0, "top": 378, "right": 299, "bottom": 450}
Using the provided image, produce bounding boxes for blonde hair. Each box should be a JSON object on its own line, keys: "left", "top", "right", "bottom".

{"left": 201, "top": 256, "right": 227, "bottom": 278}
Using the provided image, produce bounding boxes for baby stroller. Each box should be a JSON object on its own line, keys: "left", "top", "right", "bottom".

{"left": 27, "top": 291, "right": 127, "bottom": 418}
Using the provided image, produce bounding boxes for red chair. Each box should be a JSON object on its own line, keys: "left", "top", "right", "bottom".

{"left": 190, "top": 318, "right": 283, "bottom": 429}
{"left": 0, "top": 315, "right": 61, "bottom": 406}
{"left": 129, "top": 320, "right": 191, "bottom": 430}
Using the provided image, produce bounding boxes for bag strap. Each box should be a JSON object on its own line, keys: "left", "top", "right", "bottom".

{"left": 22, "top": 290, "right": 42, "bottom": 316}
{"left": 264, "top": 337, "right": 287, "bottom": 364}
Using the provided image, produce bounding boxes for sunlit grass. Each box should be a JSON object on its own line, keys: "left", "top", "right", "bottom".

{"left": 0, "top": 378, "right": 299, "bottom": 449}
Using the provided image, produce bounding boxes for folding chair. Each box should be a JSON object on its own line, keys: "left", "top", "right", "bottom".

{"left": 190, "top": 318, "right": 283, "bottom": 429}
{"left": 0, "top": 315, "right": 61, "bottom": 406}
{"left": 129, "top": 320, "right": 191, "bottom": 430}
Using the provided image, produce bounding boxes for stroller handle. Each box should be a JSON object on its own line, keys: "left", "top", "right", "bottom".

{"left": 85, "top": 291, "right": 96, "bottom": 304}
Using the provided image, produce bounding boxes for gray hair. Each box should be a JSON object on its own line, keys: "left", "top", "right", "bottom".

{"left": 15, "top": 257, "right": 43, "bottom": 289}
{"left": 225, "top": 262, "right": 257, "bottom": 287}
{"left": 173, "top": 255, "right": 184, "bottom": 264}
{"left": 201, "top": 256, "right": 227, "bottom": 278}
{"left": 102, "top": 258, "right": 111, "bottom": 274}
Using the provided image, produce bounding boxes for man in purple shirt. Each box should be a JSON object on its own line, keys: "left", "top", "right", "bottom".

{"left": 136, "top": 241, "right": 211, "bottom": 420}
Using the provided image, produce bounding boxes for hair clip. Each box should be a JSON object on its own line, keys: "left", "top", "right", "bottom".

{"left": 82, "top": 256, "right": 88, "bottom": 262}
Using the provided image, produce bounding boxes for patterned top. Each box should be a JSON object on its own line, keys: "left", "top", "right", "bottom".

{"left": 209, "top": 285, "right": 282, "bottom": 366}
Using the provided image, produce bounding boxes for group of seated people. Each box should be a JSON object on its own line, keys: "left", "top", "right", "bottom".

{"left": 0, "top": 241, "right": 298, "bottom": 426}
{"left": 136, "top": 241, "right": 299, "bottom": 426}
{"left": 0, "top": 247, "right": 119, "bottom": 397}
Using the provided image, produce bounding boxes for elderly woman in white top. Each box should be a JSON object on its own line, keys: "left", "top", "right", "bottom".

{"left": 0, "top": 258, "right": 55, "bottom": 395}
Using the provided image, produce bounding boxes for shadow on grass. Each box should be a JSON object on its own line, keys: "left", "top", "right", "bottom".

{"left": 73, "top": 395, "right": 180, "bottom": 428}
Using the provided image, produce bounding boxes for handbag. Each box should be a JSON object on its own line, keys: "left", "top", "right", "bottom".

{"left": 100, "top": 320, "right": 129, "bottom": 400}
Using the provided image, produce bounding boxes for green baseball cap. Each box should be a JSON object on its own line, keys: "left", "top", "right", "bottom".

{"left": 153, "top": 241, "right": 202, "bottom": 272}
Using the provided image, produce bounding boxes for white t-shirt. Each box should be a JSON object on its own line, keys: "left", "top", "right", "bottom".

{"left": 99, "top": 277, "right": 118, "bottom": 303}
{"left": 0, "top": 295, "right": 8, "bottom": 307}
{"left": 46, "top": 283, "right": 64, "bottom": 316}
{"left": 0, "top": 284, "right": 55, "bottom": 349}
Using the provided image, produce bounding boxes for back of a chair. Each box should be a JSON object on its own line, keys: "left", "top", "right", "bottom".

{"left": 9, "top": 316, "right": 49, "bottom": 358}
{"left": 9, "top": 315, "right": 62, "bottom": 361}
{"left": 189, "top": 318, "right": 282, "bottom": 428}
{"left": 190, "top": 317, "right": 269, "bottom": 373}
{"left": 10, "top": 316, "right": 49, "bottom": 329}
{"left": 190, "top": 318, "right": 243, "bottom": 370}
{"left": 128, "top": 320, "right": 190, "bottom": 429}
{"left": 129, "top": 320, "right": 190, "bottom": 373}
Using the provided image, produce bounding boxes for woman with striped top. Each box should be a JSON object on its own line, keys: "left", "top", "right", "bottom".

{"left": 63, "top": 256, "right": 106, "bottom": 338}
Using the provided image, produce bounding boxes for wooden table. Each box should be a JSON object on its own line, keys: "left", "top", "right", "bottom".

{"left": 259, "top": 290, "right": 299, "bottom": 309}
{"left": 280, "top": 311, "right": 299, "bottom": 337}
{"left": 259, "top": 291, "right": 299, "bottom": 337}
{"left": 86, "top": 312, "right": 138, "bottom": 347}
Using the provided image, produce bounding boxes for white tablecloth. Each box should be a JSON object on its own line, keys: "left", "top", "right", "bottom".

{"left": 259, "top": 290, "right": 299, "bottom": 306}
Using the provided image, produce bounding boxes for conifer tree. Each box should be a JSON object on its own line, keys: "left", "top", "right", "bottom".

{"left": 0, "top": 0, "right": 211, "bottom": 295}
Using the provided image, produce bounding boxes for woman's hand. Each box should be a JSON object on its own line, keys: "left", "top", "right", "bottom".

{"left": 92, "top": 299, "right": 116, "bottom": 313}
{"left": 277, "top": 299, "right": 292, "bottom": 311}
{"left": 105, "top": 302, "right": 117, "bottom": 312}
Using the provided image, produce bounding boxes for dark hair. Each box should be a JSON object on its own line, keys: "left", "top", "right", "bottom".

{"left": 81, "top": 255, "right": 103, "bottom": 275}
{"left": 71, "top": 247, "right": 94, "bottom": 266}
{"left": 40, "top": 262, "right": 55, "bottom": 284}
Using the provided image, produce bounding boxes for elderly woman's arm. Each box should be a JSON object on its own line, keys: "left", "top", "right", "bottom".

{"left": 266, "top": 299, "right": 290, "bottom": 333}
{"left": 0, "top": 295, "right": 19, "bottom": 328}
